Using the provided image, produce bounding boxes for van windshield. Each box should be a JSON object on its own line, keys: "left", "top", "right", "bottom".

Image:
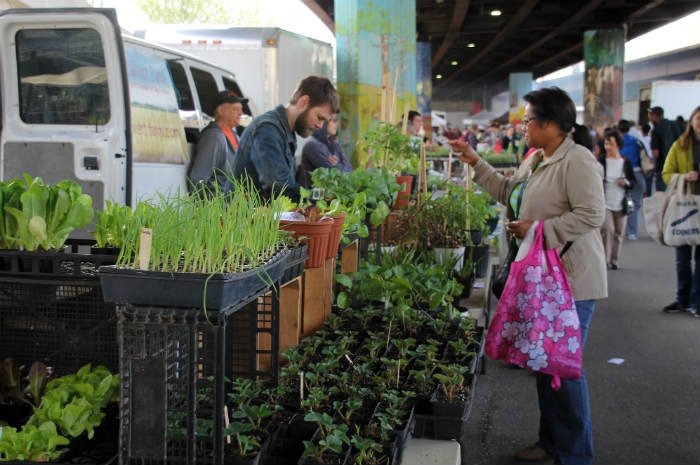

{"left": 16, "top": 28, "right": 110, "bottom": 125}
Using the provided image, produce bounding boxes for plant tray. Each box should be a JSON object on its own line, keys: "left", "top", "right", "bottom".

{"left": 280, "top": 244, "right": 307, "bottom": 284}
{"left": 98, "top": 249, "right": 289, "bottom": 309}
{"left": 412, "top": 374, "right": 478, "bottom": 441}
{"left": 0, "top": 248, "right": 117, "bottom": 278}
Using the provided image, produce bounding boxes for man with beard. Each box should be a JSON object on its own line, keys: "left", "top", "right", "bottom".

{"left": 232, "top": 76, "right": 339, "bottom": 202}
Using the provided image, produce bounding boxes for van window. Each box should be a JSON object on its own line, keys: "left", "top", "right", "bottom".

{"left": 16, "top": 28, "right": 109, "bottom": 125}
{"left": 191, "top": 67, "right": 218, "bottom": 118}
{"left": 166, "top": 61, "right": 194, "bottom": 111}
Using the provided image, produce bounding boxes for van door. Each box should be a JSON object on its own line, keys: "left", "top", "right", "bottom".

{"left": 0, "top": 8, "right": 130, "bottom": 209}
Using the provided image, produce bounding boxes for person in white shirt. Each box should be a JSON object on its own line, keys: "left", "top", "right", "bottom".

{"left": 598, "top": 128, "right": 637, "bottom": 270}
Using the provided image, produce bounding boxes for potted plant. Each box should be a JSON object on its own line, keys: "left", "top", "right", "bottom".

{"left": 358, "top": 122, "right": 419, "bottom": 210}
{"left": 310, "top": 167, "right": 399, "bottom": 243}
{"left": 279, "top": 202, "right": 334, "bottom": 269}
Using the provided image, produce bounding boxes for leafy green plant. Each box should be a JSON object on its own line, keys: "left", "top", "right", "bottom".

{"left": 93, "top": 200, "right": 133, "bottom": 248}
{"left": 311, "top": 167, "right": 399, "bottom": 240}
{"left": 358, "top": 122, "right": 419, "bottom": 175}
{"left": 29, "top": 364, "right": 119, "bottom": 439}
{"left": 0, "top": 175, "right": 93, "bottom": 251}
{"left": 0, "top": 364, "right": 118, "bottom": 462}
{"left": 0, "top": 421, "right": 69, "bottom": 461}
{"left": 433, "top": 363, "right": 470, "bottom": 403}
{"left": 302, "top": 412, "right": 350, "bottom": 463}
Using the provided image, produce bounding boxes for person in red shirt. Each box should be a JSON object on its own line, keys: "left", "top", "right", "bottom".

{"left": 188, "top": 90, "right": 247, "bottom": 195}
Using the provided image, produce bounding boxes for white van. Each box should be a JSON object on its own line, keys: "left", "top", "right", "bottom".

{"left": 0, "top": 8, "right": 251, "bottom": 208}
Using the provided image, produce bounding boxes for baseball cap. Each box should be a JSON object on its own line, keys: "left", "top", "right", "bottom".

{"left": 215, "top": 90, "right": 248, "bottom": 107}
{"left": 648, "top": 106, "right": 663, "bottom": 116}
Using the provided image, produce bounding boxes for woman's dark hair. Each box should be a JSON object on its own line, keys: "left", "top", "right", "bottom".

{"left": 523, "top": 87, "right": 576, "bottom": 133}
{"left": 603, "top": 128, "right": 623, "bottom": 149}
{"left": 571, "top": 123, "right": 593, "bottom": 151}
{"left": 407, "top": 110, "right": 421, "bottom": 122}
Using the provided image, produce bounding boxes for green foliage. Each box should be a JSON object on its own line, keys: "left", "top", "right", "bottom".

{"left": 136, "top": 0, "right": 233, "bottom": 24}
{"left": 479, "top": 149, "right": 518, "bottom": 167}
{"left": 335, "top": 249, "right": 462, "bottom": 311}
{"left": 358, "top": 122, "right": 419, "bottom": 175}
{"left": 93, "top": 201, "right": 133, "bottom": 248}
{"left": 0, "top": 422, "right": 69, "bottom": 462}
{"left": 311, "top": 167, "right": 399, "bottom": 239}
{"left": 29, "top": 364, "right": 119, "bottom": 439}
{"left": 115, "top": 177, "right": 285, "bottom": 273}
{"left": 433, "top": 363, "right": 469, "bottom": 403}
{"left": 0, "top": 364, "right": 118, "bottom": 462}
{"left": 0, "top": 175, "right": 93, "bottom": 251}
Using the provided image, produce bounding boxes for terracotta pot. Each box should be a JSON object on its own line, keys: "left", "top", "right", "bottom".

{"left": 393, "top": 175, "right": 413, "bottom": 210}
{"left": 279, "top": 218, "right": 334, "bottom": 268}
{"left": 325, "top": 212, "right": 346, "bottom": 259}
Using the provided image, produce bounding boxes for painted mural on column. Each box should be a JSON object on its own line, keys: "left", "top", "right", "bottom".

{"left": 417, "top": 41, "right": 432, "bottom": 141}
{"left": 336, "top": 0, "right": 417, "bottom": 166}
{"left": 583, "top": 29, "right": 624, "bottom": 131}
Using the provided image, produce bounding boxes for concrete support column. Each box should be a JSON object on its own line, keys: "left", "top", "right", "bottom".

{"left": 508, "top": 72, "right": 533, "bottom": 123}
{"left": 417, "top": 41, "right": 432, "bottom": 142}
{"left": 335, "top": 0, "right": 417, "bottom": 166}
{"left": 583, "top": 28, "right": 625, "bottom": 130}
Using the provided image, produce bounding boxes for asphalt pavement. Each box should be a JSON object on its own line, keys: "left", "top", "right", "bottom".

{"left": 461, "top": 222, "right": 700, "bottom": 465}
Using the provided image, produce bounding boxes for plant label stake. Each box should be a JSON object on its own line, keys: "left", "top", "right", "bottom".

{"left": 224, "top": 406, "right": 232, "bottom": 445}
{"left": 300, "top": 371, "right": 304, "bottom": 403}
{"left": 138, "top": 228, "right": 152, "bottom": 270}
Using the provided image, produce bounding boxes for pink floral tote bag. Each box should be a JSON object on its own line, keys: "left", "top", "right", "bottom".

{"left": 485, "top": 221, "right": 582, "bottom": 390}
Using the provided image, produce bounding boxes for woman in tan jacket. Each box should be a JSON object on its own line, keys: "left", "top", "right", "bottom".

{"left": 450, "top": 87, "right": 607, "bottom": 465}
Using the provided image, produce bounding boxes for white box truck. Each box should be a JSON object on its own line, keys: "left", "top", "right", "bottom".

{"left": 136, "top": 26, "right": 335, "bottom": 116}
{"left": 639, "top": 80, "right": 700, "bottom": 123}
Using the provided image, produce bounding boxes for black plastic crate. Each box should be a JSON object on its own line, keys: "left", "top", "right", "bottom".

{"left": 0, "top": 249, "right": 118, "bottom": 374}
{"left": 0, "top": 248, "right": 117, "bottom": 278}
{"left": 280, "top": 244, "right": 307, "bottom": 284}
{"left": 117, "top": 290, "right": 280, "bottom": 465}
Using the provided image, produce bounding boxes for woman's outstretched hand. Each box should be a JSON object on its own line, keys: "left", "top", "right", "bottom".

{"left": 448, "top": 139, "right": 481, "bottom": 166}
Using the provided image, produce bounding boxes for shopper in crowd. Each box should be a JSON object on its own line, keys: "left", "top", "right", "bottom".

{"left": 461, "top": 123, "right": 479, "bottom": 150}
{"left": 571, "top": 123, "right": 594, "bottom": 151}
{"left": 640, "top": 123, "right": 654, "bottom": 196}
{"left": 599, "top": 128, "right": 636, "bottom": 270}
{"left": 188, "top": 90, "right": 247, "bottom": 195}
{"left": 449, "top": 87, "right": 606, "bottom": 465}
{"left": 232, "top": 76, "right": 339, "bottom": 202}
{"left": 298, "top": 113, "right": 352, "bottom": 188}
{"left": 405, "top": 110, "right": 422, "bottom": 137}
{"left": 617, "top": 119, "right": 645, "bottom": 240}
{"left": 660, "top": 106, "right": 700, "bottom": 316}
{"left": 649, "top": 106, "right": 681, "bottom": 192}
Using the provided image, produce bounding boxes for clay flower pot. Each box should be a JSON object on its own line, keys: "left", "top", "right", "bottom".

{"left": 325, "top": 212, "right": 346, "bottom": 259}
{"left": 279, "top": 218, "right": 334, "bottom": 268}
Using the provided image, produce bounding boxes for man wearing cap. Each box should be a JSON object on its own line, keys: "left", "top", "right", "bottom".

{"left": 187, "top": 90, "right": 247, "bottom": 195}
{"left": 232, "top": 76, "right": 339, "bottom": 202}
{"left": 648, "top": 106, "right": 681, "bottom": 192}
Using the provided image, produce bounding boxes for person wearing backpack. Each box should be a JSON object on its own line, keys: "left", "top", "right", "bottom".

{"left": 617, "top": 119, "right": 646, "bottom": 240}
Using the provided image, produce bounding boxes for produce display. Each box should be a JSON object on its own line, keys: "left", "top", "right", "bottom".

{"left": 0, "top": 175, "right": 93, "bottom": 251}
{"left": 0, "top": 363, "right": 119, "bottom": 462}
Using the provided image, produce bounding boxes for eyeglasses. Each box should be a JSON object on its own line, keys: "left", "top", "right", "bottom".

{"left": 522, "top": 116, "right": 537, "bottom": 125}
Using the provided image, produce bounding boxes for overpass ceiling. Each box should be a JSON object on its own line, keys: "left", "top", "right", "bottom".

{"left": 304, "top": 0, "right": 700, "bottom": 101}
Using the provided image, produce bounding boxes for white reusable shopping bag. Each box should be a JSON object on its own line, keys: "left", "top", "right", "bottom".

{"left": 662, "top": 175, "right": 700, "bottom": 246}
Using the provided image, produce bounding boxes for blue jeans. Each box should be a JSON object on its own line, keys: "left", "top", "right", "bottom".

{"left": 675, "top": 245, "right": 699, "bottom": 310}
{"left": 626, "top": 169, "right": 645, "bottom": 237}
{"left": 536, "top": 299, "right": 595, "bottom": 465}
